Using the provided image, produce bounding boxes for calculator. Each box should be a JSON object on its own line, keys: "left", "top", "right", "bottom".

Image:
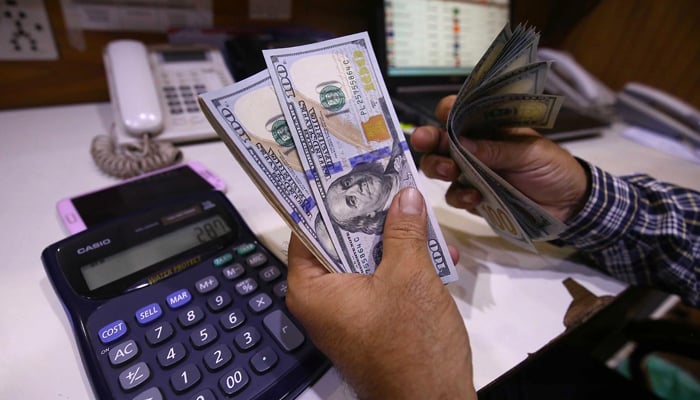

{"left": 42, "top": 190, "right": 329, "bottom": 399}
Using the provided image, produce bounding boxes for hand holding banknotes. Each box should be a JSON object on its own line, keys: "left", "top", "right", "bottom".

{"left": 412, "top": 95, "right": 590, "bottom": 223}
{"left": 286, "top": 188, "right": 477, "bottom": 400}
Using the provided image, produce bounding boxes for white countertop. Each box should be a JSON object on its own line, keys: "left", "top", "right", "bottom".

{"left": 1, "top": 103, "right": 698, "bottom": 399}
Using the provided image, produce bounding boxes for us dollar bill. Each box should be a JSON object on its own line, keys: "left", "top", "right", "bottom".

{"left": 263, "top": 32, "right": 458, "bottom": 283}
{"left": 198, "top": 71, "right": 347, "bottom": 274}
{"left": 447, "top": 23, "right": 568, "bottom": 250}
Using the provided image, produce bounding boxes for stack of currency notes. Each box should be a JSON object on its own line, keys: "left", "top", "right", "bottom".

{"left": 446, "top": 23, "right": 567, "bottom": 252}
{"left": 199, "top": 32, "right": 458, "bottom": 283}
{"left": 198, "top": 24, "right": 564, "bottom": 279}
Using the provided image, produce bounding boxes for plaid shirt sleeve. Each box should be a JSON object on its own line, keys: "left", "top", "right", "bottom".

{"left": 554, "top": 160, "right": 700, "bottom": 308}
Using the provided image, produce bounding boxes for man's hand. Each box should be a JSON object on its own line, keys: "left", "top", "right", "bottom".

{"left": 411, "top": 95, "right": 590, "bottom": 222}
{"left": 286, "top": 188, "right": 476, "bottom": 400}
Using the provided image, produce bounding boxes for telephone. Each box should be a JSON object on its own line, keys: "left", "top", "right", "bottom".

{"left": 538, "top": 48, "right": 616, "bottom": 112}
{"left": 617, "top": 81, "right": 700, "bottom": 148}
{"left": 93, "top": 40, "right": 234, "bottom": 179}
{"left": 104, "top": 40, "right": 234, "bottom": 143}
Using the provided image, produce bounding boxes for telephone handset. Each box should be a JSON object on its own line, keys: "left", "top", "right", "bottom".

{"left": 93, "top": 40, "right": 235, "bottom": 179}
{"left": 617, "top": 82, "right": 700, "bottom": 148}
{"left": 538, "top": 48, "right": 616, "bottom": 112}
{"left": 103, "top": 40, "right": 165, "bottom": 137}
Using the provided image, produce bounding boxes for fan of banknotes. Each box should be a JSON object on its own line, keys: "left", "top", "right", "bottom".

{"left": 198, "top": 23, "right": 564, "bottom": 280}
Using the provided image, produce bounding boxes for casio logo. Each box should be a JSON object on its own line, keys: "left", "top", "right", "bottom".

{"left": 77, "top": 239, "right": 111, "bottom": 255}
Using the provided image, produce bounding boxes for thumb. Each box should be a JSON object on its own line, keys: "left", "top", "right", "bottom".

{"left": 375, "top": 188, "right": 433, "bottom": 278}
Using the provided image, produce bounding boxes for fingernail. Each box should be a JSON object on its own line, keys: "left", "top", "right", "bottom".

{"left": 436, "top": 161, "right": 452, "bottom": 179}
{"left": 462, "top": 191, "right": 477, "bottom": 204}
{"left": 459, "top": 189, "right": 483, "bottom": 208}
{"left": 400, "top": 188, "right": 424, "bottom": 215}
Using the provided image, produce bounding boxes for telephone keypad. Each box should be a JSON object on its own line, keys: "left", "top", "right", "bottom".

{"left": 160, "top": 73, "right": 208, "bottom": 117}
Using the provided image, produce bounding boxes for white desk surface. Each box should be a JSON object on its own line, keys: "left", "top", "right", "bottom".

{"left": 1, "top": 103, "right": 699, "bottom": 399}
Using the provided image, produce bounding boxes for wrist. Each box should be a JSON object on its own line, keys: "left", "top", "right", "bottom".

{"left": 562, "top": 157, "right": 593, "bottom": 223}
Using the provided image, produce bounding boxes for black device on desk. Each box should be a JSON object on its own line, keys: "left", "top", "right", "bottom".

{"left": 42, "top": 191, "right": 329, "bottom": 399}
{"left": 476, "top": 287, "right": 685, "bottom": 399}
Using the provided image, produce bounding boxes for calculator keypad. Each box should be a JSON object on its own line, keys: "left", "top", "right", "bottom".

{"left": 87, "top": 242, "right": 326, "bottom": 399}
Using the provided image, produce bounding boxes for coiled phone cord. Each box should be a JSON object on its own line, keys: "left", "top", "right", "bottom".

{"left": 91, "top": 126, "right": 182, "bottom": 179}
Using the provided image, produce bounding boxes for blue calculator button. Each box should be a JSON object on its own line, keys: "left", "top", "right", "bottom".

{"left": 166, "top": 289, "right": 192, "bottom": 309}
{"left": 135, "top": 303, "right": 162, "bottom": 325}
{"left": 98, "top": 320, "right": 127, "bottom": 344}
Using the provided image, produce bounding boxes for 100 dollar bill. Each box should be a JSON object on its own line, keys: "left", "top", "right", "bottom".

{"left": 263, "top": 32, "right": 458, "bottom": 283}
{"left": 198, "top": 71, "right": 346, "bottom": 273}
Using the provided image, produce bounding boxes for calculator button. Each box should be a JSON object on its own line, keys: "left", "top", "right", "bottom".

{"left": 170, "top": 363, "right": 201, "bottom": 393}
{"left": 132, "top": 386, "right": 162, "bottom": 400}
{"left": 135, "top": 303, "right": 162, "bottom": 325}
{"left": 145, "top": 321, "right": 174, "bottom": 346}
{"left": 195, "top": 275, "right": 219, "bottom": 294}
{"left": 250, "top": 347, "right": 279, "bottom": 373}
{"left": 234, "top": 278, "right": 258, "bottom": 296}
{"left": 213, "top": 252, "right": 233, "bottom": 267}
{"left": 222, "top": 263, "right": 245, "bottom": 280}
{"left": 259, "top": 265, "right": 281, "bottom": 282}
{"left": 207, "top": 290, "right": 232, "bottom": 311}
{"left": 190, "top": 324, "right": 218, "bottom": 349}
{"left": 219, "top": 308, "right": 246, "bottom": 331}
{"left": 119, "top": 361, "right": 151, "bottom": 391}
{"left": 219, "top": 367, "right": 249, "bottom": 396}
{"left": 248, "top": 293, "right": 273, "bottom": 314}
{"left": 108, "top": 339, "right": 139, "bottom": 366}
{"left": 234, "top": 326, "right": 261, "bottom": 351}
{"left": 166, "top": 288, "right": 192, "bottom": 309}
{"left": 236, "top": 243, "right": 256, "bottom": 256}
{"left": 178, "top": 306, "right": 205, "bottom": 328}
{"left": 273, "top": 281, "right": 288, "bottom": 298}
{"left": 246, "top": 252, "right": 268, "bottom": 268}
{"left": 190, "top": 388, "right": 216, "bottom": 400}
{"left": 157, "top": 342, "right": 187, "bottom": 368}
{"left": 203, "top": 343, "right": 233, "bottom": 371}
{"left": 98, "top": 319, "right": 127, "bottom": 344}
{"left": 263, "top": 310, "right": 305, "bottom": 351}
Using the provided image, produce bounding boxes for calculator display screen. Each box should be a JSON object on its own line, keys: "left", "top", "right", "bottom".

{"left": 80, "top": 215, "right": 231, "bottom": 291}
